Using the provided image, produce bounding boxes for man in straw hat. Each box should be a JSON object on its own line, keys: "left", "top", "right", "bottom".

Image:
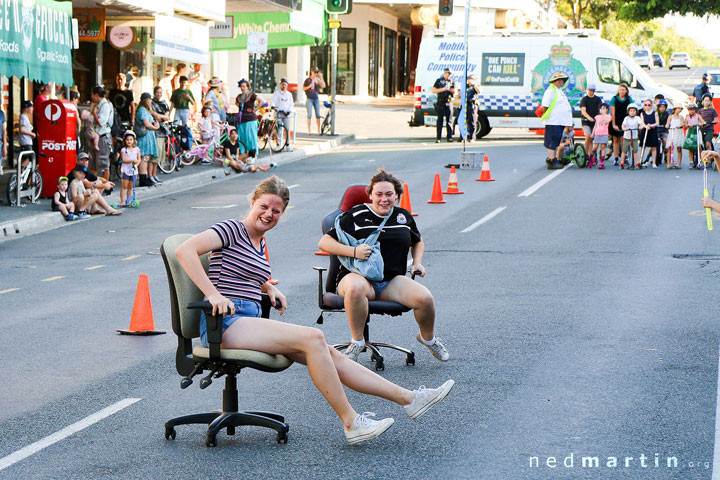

{"left": 537, "top": 71, "right": 573, "bottom": 169}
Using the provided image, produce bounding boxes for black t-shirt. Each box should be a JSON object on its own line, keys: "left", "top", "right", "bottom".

{"left": 433, "top": 77, "right": 454, "bottom": 104}
{"left": 466, "top": 85, "right": 478, "bottom": 104}
{"left": 222, "top": 139, "right": 239, "bottom": 156}
{"left": 151, "top": 99, "right": 170, "bottom": 137}
{"left": 109, "top": 89, "right": 134, "bottom": 123}
{"left": 579, "top": 95, "right": 602, "bottom": 126}
{"left": 328, "top": 204, "right": 421, "bottom": 284}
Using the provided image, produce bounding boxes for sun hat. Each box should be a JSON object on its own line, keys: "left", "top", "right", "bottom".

{"left": 209, "top": 77, "right": 222, "bottom": 87}
{"left": 549, "top": 72, "right": 569, "bottom": 83}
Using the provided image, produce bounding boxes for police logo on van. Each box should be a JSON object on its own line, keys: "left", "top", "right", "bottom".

{"left": 530, "top": 42, "right": 587, "bottom": 107}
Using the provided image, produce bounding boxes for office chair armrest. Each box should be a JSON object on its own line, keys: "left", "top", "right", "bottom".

{"left": 313, "top": 266, "right": 327, "bottom": 309}
{"left": 187, "top": 301, "right": 222, "bottom": 360}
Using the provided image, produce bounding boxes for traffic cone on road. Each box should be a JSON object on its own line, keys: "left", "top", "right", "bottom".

{"left": 118, "top": 274, "right": 165, "bottom": 335}
{"left": 476, "top": 155, "right": 496, "bottom": 182}
{"left": 314, "top": 250, "right": 329, "bottom": 256}
{"left": 428, "top": 174, "right": 446, "bottom": 204}
{"left": 264, "top": 237, "right": 279, "bottom": 285}
{"left": 400, "top": 183, "right": 419, "bottom": 216}
{"left": 443, "top": 166, "right": 464, "bottom": 194}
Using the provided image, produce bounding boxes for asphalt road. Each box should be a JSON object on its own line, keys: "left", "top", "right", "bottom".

{"left": 1, "top": 139, "right": 718, "bottom": 479}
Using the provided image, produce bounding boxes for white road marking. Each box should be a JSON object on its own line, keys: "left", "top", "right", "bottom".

{"left": 0, "top": 288, "right": 19, "bottom": 294}
{"left": 0, "top": 398, "right": 141, "bottom": 472}
{"left": 287, "top": 184, "right": 300, "bottom": 189}
{"left": 460, "top": 207, "right": 507, "bottom": 233}
{"left": 84, "top": 265, "right": 105, "bottom": 271}
{"left": 122, "top": 255, "right": 140, "bottom": 261}
{"left": 41, "top": 276, "right": 64, "bottom": 282}
{"left": 517, "top": 165, "right": 570, "bottom": 197}
{"left": 191, "top": 204, "right": 238, "bottom": 209}
{"left": 712, "top": 350, "right": 720, "bottom": 479}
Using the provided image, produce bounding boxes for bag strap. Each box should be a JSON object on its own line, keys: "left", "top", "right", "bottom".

{"left": 364, "top": 207, "right": 393, "bottom": 246}
{"left": 541, "top": 84, "right": 559, "bottom": 122}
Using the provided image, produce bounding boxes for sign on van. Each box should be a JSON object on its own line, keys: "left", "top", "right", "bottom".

{"left": 481, "top": 53, "right": 524, "bottom": 86}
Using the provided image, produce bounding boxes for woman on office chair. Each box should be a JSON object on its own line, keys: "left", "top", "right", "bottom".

{"left": 318, "top": 169, "right": 450, "bottom": 363}
{"left": 176, "top": 175, "right": 454, "bottom": 445}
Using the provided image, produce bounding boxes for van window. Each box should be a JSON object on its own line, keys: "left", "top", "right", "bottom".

{"left": 597, "top": 57, "right": 644, "bottom": 90}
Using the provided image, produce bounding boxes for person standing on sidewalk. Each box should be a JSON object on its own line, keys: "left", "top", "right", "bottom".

{"left": 188, "top": 63, "right": 207, "bottom": 121}
{"left": 236, "top": 79, "right": 266, "bottom": 156}
{"left": 303, "top": 67, "right": 325, "bottom": 135}
{"left": 151, "top": 86, "right": 171, "bottom": 184}
{"left": 90, "top": 86, "right": 114, "bottom": 182}
{"left": 464, "top": 74, "right": 481, "bottom": 142}
{"left": 205, "top": 77, "right": 227, "bottom": 123}
{"left": 135, "top": 93, "right": 160, "bottom": 187}
{"left": 693, "top": 73, "right": 712, "bottom": 104}
{"left": 110, "top": 74, "right": 135, "bottom": 129}
{"left": 432, "top": 68, "right": 455, "bottom": 143}
{"left": 271, "top": 78, "right": 294, "bottom": 152}
{"left": 170, "top": 76, "right": 195, "bottom": 127}
{"left": 579, "top": 83, "right": 602, "bottom": 162}
{"left": 537, "top": 72, "right": 573, "bottom": 170}
{"left": 18, "top": 100, "right": 35, "bottom": 154}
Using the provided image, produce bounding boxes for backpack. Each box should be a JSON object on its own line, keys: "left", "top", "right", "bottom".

{"left": 110, "top": 103, "right": 122, "bottom": 138}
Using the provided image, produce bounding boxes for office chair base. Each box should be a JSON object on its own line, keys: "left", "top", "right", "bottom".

{"left": 334, "top": 342, "right": 415, "bottom": 371}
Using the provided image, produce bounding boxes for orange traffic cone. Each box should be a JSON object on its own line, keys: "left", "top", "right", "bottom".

{"left": 427, "top": 174, "right": 446, "bottom": 204}
{"left": 443, "top": 166, "right": 464, "bottom": 194}
{"left": 314, "top": 251, "right": 329, "bottom": 256}
{"left": 400, "top": 183, "right": 419, "bottom": 216}
{"left": 118, "top": 274, "right": 165, "bottom": 335}
{"left": 476, "top": 155, "right": 495, "bottom": 182}
{"left": 263, "top": 237, "right": 279, "bottom": 285}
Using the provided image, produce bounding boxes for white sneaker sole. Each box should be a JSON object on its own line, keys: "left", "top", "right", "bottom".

{"left": 346, "top": 418, "right": 394, "bottom": 445}
{"left": 407, "top": 379, "right": 455, "bottom": 420}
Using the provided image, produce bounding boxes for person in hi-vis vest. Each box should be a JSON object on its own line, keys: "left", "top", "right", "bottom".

{"left": 537, "top": 72, "right": 573, "bottom": 170}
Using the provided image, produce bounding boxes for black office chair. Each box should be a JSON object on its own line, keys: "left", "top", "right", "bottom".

{"left": 313, "top": 184, "right": 415, "bottom": 371}
{"left": 161, "top": 234, "right": 292, "bottom": 447}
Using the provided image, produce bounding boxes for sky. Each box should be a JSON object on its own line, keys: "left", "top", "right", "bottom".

{"left": 663, "top": 14, "right": 720, "bottom": 50}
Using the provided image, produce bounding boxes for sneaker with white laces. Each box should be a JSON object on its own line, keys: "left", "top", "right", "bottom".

{"left": 344, "top": 412, "right": 394, "bottom": 444}
{"left": 343, "top": 342, "right": 363, "bottom": 362}
{"left": 416, "top": 334, "right": 450, "bottom": 361}
{"left": 404, "top": 379, "right": 455, "bottom": 420}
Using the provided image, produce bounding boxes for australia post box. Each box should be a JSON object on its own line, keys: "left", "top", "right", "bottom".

{"left": 37, "top": 99, "right": 77, "bottom": 198}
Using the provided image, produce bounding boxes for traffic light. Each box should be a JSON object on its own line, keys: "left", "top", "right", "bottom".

{"left": 326, "top": 0, "right": 351, "bottom": 14}
{"left": 438, "top": 0, "right": 453, "bottom": 16}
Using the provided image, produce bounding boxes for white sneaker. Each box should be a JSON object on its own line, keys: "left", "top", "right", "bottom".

{"left": 343, "top": 342, "right": 363, "bottom": 362}
{"left": 345, "top": 412, "right": 394, "bottom": 444}
{"left": 404, "top": 379, "right": 455, "bottom": 420}
{"left": 416, "top": 334, "right": 450, "bottom": 361}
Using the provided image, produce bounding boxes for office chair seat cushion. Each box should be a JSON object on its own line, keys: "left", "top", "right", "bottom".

{"left": 322, "top": 292, "right": 410, "bottom": 315}
{"left": 193, "top": 345, "right": 293, "bottom": 372}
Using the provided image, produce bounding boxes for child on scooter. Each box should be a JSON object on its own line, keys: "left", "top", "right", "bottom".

{"left": 120, "top": 131, "right": 140, "bottom": 206}
{"left": 620, "top": 103, "right": 641, "bottom": 169}
{"left": 52, "top": 176, "right": 76, "bottom": 221}
{"left": 591, "top": 103, "right": 612, "bottom": 169}
{"left": 666, "top": 105, "right": 685, "bottom": 169}
{"left": 685, "top": 104, "right": 705, "bottom": 169}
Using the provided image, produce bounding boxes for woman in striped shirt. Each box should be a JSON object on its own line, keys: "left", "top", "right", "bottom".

{"left": 176, "top": 176, "right": 454, "bottom": 445}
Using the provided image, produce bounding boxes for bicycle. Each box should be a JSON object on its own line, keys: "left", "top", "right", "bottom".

{"left": 181, "top": 123, "right": 243, "bottom": 176}
{"left": 6, "top": 150, "right": 43, "bottom": 206}
{"left": 320, "top": 100, "right": 333, "bottom": 136}
{"left": 257, "top": 107, "right": 288, "bottom": 153}
{"left": 157, "top": 124, "right": 187, "bottom": 175}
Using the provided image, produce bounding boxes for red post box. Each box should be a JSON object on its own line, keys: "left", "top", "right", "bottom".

{"left": 36, "top": 99, "right": 78, "bottom": 198}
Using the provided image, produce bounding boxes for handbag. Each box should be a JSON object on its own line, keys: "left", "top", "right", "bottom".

{"left": 683, "top": 127, "right": 698, "bottom": 151}
{"left": 334, "top": 208, "right": 392, "bottom": 282}
{"left": 133, "top": 122, "right": 148, "bottom": 138}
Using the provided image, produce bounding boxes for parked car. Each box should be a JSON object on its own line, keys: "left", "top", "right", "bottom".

{"left": 652, "top": 53, "right": 665, "bottom": 68}
{"left": 632, "top": 48, "right": 653, "bottom": 69}
{"left": 669, "top": 52, "right": 692, "bottom": 69}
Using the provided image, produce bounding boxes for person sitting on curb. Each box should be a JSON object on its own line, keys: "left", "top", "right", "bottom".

{"left": 69, "top": 165, "right": 122, "bottom": 217}
{"left": 222, "top": 127, "right": 275, "bottom": 173}
{"left": 52, "top": 176, "right": 76, "bottom": 221}
{"left": 68, "top": 152, "right": 115, "bottom": 196}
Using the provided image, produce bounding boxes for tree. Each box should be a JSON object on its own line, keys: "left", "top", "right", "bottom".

{"left": 556, "top": 0, "right": 614, "bottom": 29}
{"left": 616, "top": 0, "right": 720, "bottom": 22}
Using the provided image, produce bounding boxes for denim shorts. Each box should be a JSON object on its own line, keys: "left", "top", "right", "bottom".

{"left": 199, "top": 298, "right": 261, "bottom": 347}
{"left": 122, "top": 173, "right": 135, "bottom": 181}
{"left": 306, "top": 98, "right": 321, "bottom": 119}
{"left": 370, "top": 281, "right": 389, "bottom": 298}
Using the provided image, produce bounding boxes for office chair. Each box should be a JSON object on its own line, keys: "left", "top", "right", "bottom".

{"left": 313, "top": 184, "right": 416, "bottom": 371}
{"left": 161, "top": 234, "right": 292, "bottom": 447}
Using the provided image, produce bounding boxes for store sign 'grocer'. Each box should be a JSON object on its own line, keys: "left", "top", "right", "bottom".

{"left": 481, "top": 53, "right": 525, "bottom": 86}
{"left": 0, "top": 0, "right": 73, "bottom": 85}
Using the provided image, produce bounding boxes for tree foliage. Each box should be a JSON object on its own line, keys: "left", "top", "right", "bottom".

{"left": 616, "top": 0, "right": 720, "bottom": 22}
{"left": 556, "top": 0, "right": 614, "bottom": 28}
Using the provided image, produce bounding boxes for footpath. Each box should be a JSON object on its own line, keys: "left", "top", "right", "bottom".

{"left": 0, "top": 132, "right": 354, "bottom": 242}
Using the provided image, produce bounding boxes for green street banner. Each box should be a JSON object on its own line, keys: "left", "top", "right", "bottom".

{"left": 0, "top": 0, "right": 73, "bottom": 85}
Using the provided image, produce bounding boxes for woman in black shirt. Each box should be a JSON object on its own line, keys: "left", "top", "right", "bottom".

{"left": 318, "top": 169, "right": 449, "bottom": 363}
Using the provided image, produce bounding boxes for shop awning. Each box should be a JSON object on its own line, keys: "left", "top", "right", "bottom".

{"left": 210, "top": 0, "right": 326, "bottom": 51}
{"left": 0, "top": 0, "right": 73, "bottom": 85}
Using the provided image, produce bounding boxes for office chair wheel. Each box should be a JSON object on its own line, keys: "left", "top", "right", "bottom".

{"left": 206, "top": 433, "right": 217, "bottom": 448}
{"left": 375, "top": 358, "right": 385, "bottom": 371}
{"left": 165, "top": 427, "right": 176, "bottom": 440}
{"left": 277, "top": 429, "right": 289, "bottom": 444}
{"left": 405, "top": 353, "right": 415, "bottom": 366}
{"left": 180, "top": 377, "right": 193, "bottom": 389}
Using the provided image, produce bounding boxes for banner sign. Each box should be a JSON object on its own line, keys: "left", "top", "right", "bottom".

{"left": 0, "top": 0, "right": 73, "bottom": 85}
{"left": 154, "top": 14, "right": 210, "bottom": 65}
{"left": 481, "top": 53, "right": 525, "bottom": 86}
{"left": 74, "top": 8, "right": 105, "bottom": 42}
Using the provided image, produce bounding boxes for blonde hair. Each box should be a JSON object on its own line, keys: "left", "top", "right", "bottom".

{"left": 251, "top": 175, "right": 290, "bottom": 210}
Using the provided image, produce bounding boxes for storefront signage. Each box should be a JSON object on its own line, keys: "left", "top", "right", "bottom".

{"left": 0, "top": 0, "right": 73, "bottom": 85}
{"left": 481, "top": 53, "right": 525, "bottom": 86}
{"left": 210, "top": 16, "right": 234, "bottom": 39}
{"left": 247, "top": 31, "right": 268, "bottom": 54}
{"left": 74, "top": 8, "right": 105, "bottom": 42}
{"left": 154, "top": 15, "right": 210, "bottom": 65}
{"left": 108, "top": 26, "right": 136, "bottom": 50}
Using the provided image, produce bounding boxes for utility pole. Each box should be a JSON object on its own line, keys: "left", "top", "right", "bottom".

{"left": 331, "top": 13, "right": 338, "bottom": 135}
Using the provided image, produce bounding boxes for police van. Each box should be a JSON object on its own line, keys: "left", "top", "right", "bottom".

{"left": 409, "top": 30, "right": 687, "bottom": 137}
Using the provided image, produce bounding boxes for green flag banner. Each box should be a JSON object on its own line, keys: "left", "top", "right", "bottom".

{"left": 0, "top": 0, "right": 73, "bottom": 84}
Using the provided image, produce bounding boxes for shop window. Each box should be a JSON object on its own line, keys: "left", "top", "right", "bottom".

{"left": 310, "top": 29, "right": 356, "bottom": 95}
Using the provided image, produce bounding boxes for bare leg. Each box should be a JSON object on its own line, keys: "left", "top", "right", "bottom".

{"left": 58, "top": 204, "right": 69, "bottom": 216}
{"left": 379, "top": 276, "right": 436, "bottom": 342}
{"left": 91, "top": 191, "right": 120, "bottom": 214}
{"left": 337, "top": 273, "right": 375, "bottom": 341}
{"left": 138, "top": 158, "right": 148, "bottom": 175}
{"left": 316, "top": 117, "right": 321, "bottom": 135}
{"left": 307, "top": 117, "right": 311, "bottom": 134}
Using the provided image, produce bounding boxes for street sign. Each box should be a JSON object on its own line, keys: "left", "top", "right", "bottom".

{"left": 328, "top": 18, "right": 341, "bottom": 29}
{"left": 247, "top": 31, "right": 268, "bottom": 55}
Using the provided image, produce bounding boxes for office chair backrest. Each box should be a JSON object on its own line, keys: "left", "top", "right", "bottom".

{"left": 161, "top": 234, "right": 210, "bottom": 340}
{"left": 321, "top": 185, "right": 371, "bottom": 295}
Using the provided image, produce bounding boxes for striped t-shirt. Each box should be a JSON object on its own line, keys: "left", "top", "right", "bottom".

{"left": 208, "top": 219, "right": 270, "bottom": 302}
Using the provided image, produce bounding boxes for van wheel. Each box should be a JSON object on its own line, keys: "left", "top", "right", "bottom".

{"left": 477, "top": 114, "right": 492, "bottom": 138}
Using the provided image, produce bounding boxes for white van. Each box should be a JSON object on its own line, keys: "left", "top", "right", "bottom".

{"left": 409, "top": 31, "right": 687, "bottom": 137}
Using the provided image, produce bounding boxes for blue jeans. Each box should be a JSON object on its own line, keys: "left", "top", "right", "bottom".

{"left": 175, "top": 109, "right": 190, "bottom": 127}
{"left": 306, "top": 98, "right": 321, "bottom": 119}
{"left": 199, "top": 298, "right": 261, "bottom": 347}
